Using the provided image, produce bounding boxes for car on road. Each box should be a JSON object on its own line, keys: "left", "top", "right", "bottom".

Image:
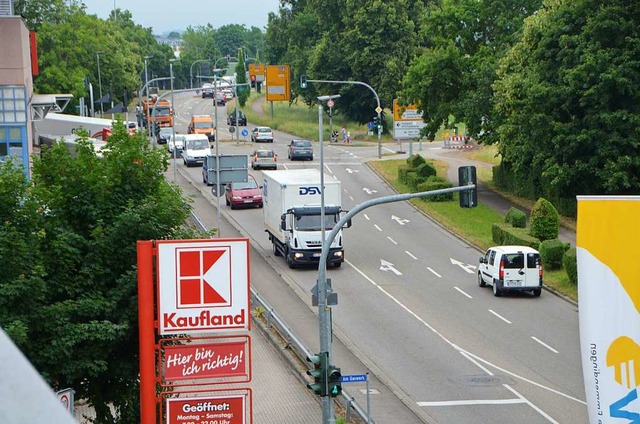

{"left": 156, "top": 127, "right": 174, "bottom": 144}
{"left": 251, "top": 126, "right": 274, "bottom": 143}
{"left": 288, "top": 139, "right": 314, "bottom": 160}
{"left": 215, "top": 91, "right": 226, "bottom": 106}
{"left": 251, "top": 149, "right": 277, "bottom": 170}
{"left": 478, "top": 245, "right": 543, "bottom": 297}
{"left": 201, "top": 83, "right": 214, "bottom": 98}
{"left": 182, "top": 134, "right": 211, "bottom": 167}
{"left": 225, "top": 175, "right": 263, "bottom": 209}
{"left": 227, "top": 110, "right": 247, "bottom": 126}
{"left": 168, "top": 134, "right": 186, "bottom": 158}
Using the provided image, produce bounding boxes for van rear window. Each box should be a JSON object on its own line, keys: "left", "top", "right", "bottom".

{"left": 503, "top": 253, "right": 524, "bottom": 269}
{"left": 527, "top": 253, "right": 540, "bottom": 268}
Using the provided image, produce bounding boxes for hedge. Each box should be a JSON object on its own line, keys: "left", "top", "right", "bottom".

{"left": 505, "top": 207, "right": 527, "bottom": 228}
{"left": 492, "top": 223, "right": 540, "bottom": 249}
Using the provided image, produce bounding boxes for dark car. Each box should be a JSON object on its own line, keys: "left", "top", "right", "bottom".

{"left": 156, "top": 127, "right": 174, "bottom": 145}
{"left": 224, "top": 176, "right": 263, "bottom": 209}
{"left": 227, "top": 111, "right": 247, "bottom": 126}
{"left": 288, "top": 139, "right": 314, "bottom": 160}
{"left": 201, "top": 83, "right": 214, "bottom": 98}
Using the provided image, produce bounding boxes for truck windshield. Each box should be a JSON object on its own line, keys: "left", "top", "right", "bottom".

{"left": 194, "top": 121, "right": 213, "bottom": 129}
{"left": 295, "top": 214, "right": 337, "bottom": 231}
{"left": 156, "top": 107, "right": 171, "bottom": 116}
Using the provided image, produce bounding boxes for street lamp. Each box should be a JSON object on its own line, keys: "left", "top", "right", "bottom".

{"left": 190, "top": 59, "right": 212, "bottom": 89}
{"left": 96, "top": 51, "right": 104, "bottom": 115}
{"left": 316, "top": 93, "right": 341, "bottom": 424}
{"left": 170, "top": 58, "right": 179, "bottom": 182}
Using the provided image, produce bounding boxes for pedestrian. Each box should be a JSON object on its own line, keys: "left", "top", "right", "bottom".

{"left": 341, "top": 126, "right": 347, "bottom": 143}
{"left": 346, "top": 131, "right": 351, "bottom": 143}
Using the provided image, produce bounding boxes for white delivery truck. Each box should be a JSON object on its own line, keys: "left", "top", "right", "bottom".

{"left": 263, "top": 169, "right": 351, "bottom": 268}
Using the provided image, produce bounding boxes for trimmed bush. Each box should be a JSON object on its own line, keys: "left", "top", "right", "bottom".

{"left": 405, "top": 170, "right": 422, "bottom": 191}
{"left": 529, "top": 198, "right": 559, "bottom": 241}
{"left": 415, "top": 162, "right": 437, "bottom": 179}
{"left": 563, "top": 248, "right": 578, "bottom": 285}
{"left": 539, "top": 239, "right": 565, "bottom": 270}
{"left": 416, "top": 176, "right": 453, "bottom": 202}
{"left": 492, "top": 223, "right": 540, "bottom": 249}
{"left": 398, "top": 165, "right": 410, "bottom": 184}
{"left": 505, "top": 207, "right": 527, "bottom": 228}
{"left": 406, "top": 154, "right": 426, "bottom": 168}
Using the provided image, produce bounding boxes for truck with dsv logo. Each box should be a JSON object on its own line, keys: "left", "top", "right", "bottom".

{"left": 262, "top": 169, "right": 351, "bottom": 268}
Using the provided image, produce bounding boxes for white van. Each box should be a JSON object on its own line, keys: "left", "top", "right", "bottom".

{"left": 182, "top": 134, "right": 211, "bottom": 167}
{"left": 478, "top": 245, "right": 543, "bottom": 297}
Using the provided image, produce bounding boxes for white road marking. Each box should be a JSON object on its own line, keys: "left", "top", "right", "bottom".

{"left": 489, "top": 309, "right": 512, "bottom": 324}
{"left": 350, "top": 196, "right": 354, "bottom": 201}
{"left": 405, "top": 251, "right": 417, "bottom": 260}
{"left": 382, "top": 147, "right": 397, "bottom": 153}
{"left": 450, "top": 258, "right": 477, "bottom": 274}
{"left": 391, "top": 215, "right": 410, "bottom": 225}
{"left": 531, "top": 337, "right": 559, "bottom": 354}
{"left": 324, "top": 163, "right": 333, "bottom": 174}
{"left": 379, "top": 259, "right": 402, "bottom": 275}
{"left": 418, "top": 398, "right": 526, "bottom": 407}
{"left": 374, "top": 224, "right": 382, "bottom": 232}
{"left": 454, "top": 287, "right": 473, "bottom": 299}
{"left": 345, "top": 167, "right": 359, "bottom": 174}
{"left": 363, "top": 187, "right": 377, "bottom": 194}
{"left": 427, "top": 267, "right": 441, "bottom": 278}
{"left": 344, "top": 259, "right": 584, "bottom": 418}
{"left": 387, "top": 236, "right": 398, "bottom": 245}
{"left": 363, "top": 214, "right": 370, "bottom": 221}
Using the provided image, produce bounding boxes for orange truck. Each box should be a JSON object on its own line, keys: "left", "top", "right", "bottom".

{"left": 142, "top": 95, "right": 173, "bottom": 129}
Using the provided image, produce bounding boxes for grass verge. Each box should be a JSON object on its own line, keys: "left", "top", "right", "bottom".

{"left": 369, "top": 158, "right": 578, "bottom": 302}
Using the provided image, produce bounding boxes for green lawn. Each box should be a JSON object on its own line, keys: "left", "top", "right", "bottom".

{"left": 369, "top": 159, "right": 578, "bottom": 301}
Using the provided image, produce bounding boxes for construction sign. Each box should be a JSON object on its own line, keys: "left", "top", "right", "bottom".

{"left": 156, "top": 239, "right": 250, "bottom": 334}
{"left": 248, "top": 63, "right": 265, "bottom": 83}
{"left": 265, "top": 65, "right": 290, "bottom": 102}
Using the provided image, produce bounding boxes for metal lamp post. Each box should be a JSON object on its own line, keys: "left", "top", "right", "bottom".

{"left": 317, "top": 93, "right": 341, "bottom": 424}
{"left": 190, "top": 58, "right": 212, "bottom": 89}
{"left": 96, "top": 51, "right": 104, "bottom": 116}
{"left": 170, "top": 59, "right": 179, "bottom": 182}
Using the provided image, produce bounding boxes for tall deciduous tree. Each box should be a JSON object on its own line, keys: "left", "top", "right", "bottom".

{"left": 493, "top": 0, "right": 640, "bottom": 215}
{"left": 0, "top": 125, "right": 200, "bottom": 423}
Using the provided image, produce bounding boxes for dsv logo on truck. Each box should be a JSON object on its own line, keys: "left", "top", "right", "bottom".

{"left": 299, "top": 186, "right": 321, "bottom": 195}
{"left": 163, "top": 309, "right": 245, "bottom": 329}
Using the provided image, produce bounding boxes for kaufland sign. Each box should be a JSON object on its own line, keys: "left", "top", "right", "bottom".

{"left": 156, "top": 239, "right": 250, "bottom": 335}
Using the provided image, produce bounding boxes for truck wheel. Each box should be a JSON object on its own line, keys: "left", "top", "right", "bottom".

{"left": 331, "top": 262, "right": 342, "bottom": 268}
{"left": 272, "top": 242, "right": 281, "bottom": 257}
{"left": 478, "top": 272, "right": 486, "bottom": 287}
{"left": 285, "top": 253, "right": 295, "bottom": 269}
{"left": 492, "top": 279, "right": 502, "bottom": 297}
{"left": 532, "top": 288, "right": 542, "bottom": 297}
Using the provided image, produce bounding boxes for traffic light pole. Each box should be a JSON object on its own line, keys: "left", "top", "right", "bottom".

{"left": 302, "top": 78, "right": 383, "bottom": 159}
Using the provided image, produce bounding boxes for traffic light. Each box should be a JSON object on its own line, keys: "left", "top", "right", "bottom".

{"left": 306, "top": 352, "right": 327, "bottom": 396}
{"left": 300, "top": 74, "right": 307, "bottom": 89}
{"left": 458, "top": 165, "right": 478, "bottom": 208}
{"left": 373, "top": 116, "right": 382, "bottom": 132}
{"left": 327, "top": 364, "right": 342, "bottom": 397}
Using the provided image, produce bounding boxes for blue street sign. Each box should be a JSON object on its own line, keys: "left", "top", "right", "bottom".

{"left": 340, "top": 374, "right": 367, "bottom": 383}
{"left": 241, "top": 129, "right": 249, "bottom": 137}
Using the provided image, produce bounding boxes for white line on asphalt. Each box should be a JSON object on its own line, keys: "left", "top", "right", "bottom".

{"left": 350, "top": 196, "right": 354, "bottom": 201}
{"left": 427, "top": 267, "right": 441, "bottom": 278}
{"left": 489, "top": 309, "right": 512, "bottom": 324}
{"left": 531, "top": 336, "right": 559, "bottom": 353}
{"left": 454, "top": 287, "right": 472, "bottom": 298}
{"left": 405, "top": 251, "right": 417, "bottom": 260}
{"left": 382, "top": 147, "right": 396, "bottom": 153}
{"left": 344, "top": 259, "right": 587, "bottom": 414}
{"left": 363, "top": 214, "right": 370, "bottom": 221}
{"left": 503, "top": 384, "right": 560, "bottom": 423}
{"left": 374, "top": 224, "right": 382, "bottom": 232}
{"left": 387, "top": 236, "right": 398, "bottom": 245}
{"left": 324, "top": 163, "right": 333, "bottom": 174}
{"left": 418, "top": 398, "right": 526, "bottom": 407}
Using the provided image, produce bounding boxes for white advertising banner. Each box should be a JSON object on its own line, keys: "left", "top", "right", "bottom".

{"left": 156, "top": 239, "right": 250, "bottom": 335}
{"left": 577, "top": 196, "right": 640, "bottom": 423}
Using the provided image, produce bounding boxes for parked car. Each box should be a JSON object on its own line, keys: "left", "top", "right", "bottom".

{"left": 288, "top": 139, "right": 314, "bottom": 160}
{"left": 478, "top": 245, "right": 543, "bottom": 297}
{"left": 227, "top": 110, "right": 247, "bottom": 126}
{"left": 225, "top": 176, "right": 263, "bottom": 209}
{"left": 251, "top": 149, "right": 277, "bottom": 170}
{"left": 201, "top": 83, "right": 214, "bottom": 98}
{"left": 156, "top": 127, "right": 174, "bottom": 144}
{"left": 167, "top": 134, "right": 186, "bottom": 158}
{"left": 251, "top": 126, "right": 274, "bottom": 143}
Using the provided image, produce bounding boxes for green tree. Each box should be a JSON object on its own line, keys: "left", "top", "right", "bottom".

{"left": 1, "top": 124, "right": 200, "bottom": 423}
{"left": 493, "top": 0, "right": 640, "bottom": 214}
{"left": 236, "top": 48, "right": 250, "bottom": 107}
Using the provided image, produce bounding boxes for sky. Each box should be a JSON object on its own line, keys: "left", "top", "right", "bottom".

{"left": 78, "top": 0, "right": 281, "bottom": 34}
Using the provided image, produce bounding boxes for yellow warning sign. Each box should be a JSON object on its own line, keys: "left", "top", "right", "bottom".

{"left": 265, "top": 65, "right": 290, "bottom": 102}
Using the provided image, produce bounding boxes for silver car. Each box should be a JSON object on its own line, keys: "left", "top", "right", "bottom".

{"left": 168, "top": 134, "right": 186, "bottom": 158}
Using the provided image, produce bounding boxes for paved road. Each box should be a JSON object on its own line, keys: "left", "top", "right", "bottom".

{"left": 163, "top": 93, "right": 587, "bottom": 423}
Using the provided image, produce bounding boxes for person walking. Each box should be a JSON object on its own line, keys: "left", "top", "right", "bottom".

{"left": 346, "top": 131, "right": 351, "bottom": 143}
{"left": 341, "top": 126, "right": 347, "bottom": 143}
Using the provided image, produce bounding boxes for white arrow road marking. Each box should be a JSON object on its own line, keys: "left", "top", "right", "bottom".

{"left": 450, "top": 258, "right": 477, "bottom": 274}
{"left": 345, "top": 167, "right": 359, "bottom": 174}
{"left": 391, "top": 215, "right": 410, "bottom": 225}
{"left": 380, "top": 259, "right": 402, "bottom": 275}
{"left": 363, "top": 187, "right": 377, "bottom": 194}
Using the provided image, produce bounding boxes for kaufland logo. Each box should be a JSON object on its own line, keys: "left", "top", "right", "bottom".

{"left": 176, "top": 247, "right": 231, "bottom": 308}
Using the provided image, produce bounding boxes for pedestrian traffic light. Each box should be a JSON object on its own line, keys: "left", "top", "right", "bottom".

{"left": 373, "top": 116, "right": 381, "bottom": 131}
{"left": 458, "top": 165, "right": 478, "bottom": 208}
{"left": 327, "top": 364, "right": 342, "bottom": 397}
{"left": 306, "top": 352, "right": 327, "bottom": 396}
{"left": 300, "top": 74, "right": 307, "bottom": 89}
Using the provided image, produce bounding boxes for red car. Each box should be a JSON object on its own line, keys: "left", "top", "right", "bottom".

{"left": 224, "top": 176, "right": 263, "bottom": 209}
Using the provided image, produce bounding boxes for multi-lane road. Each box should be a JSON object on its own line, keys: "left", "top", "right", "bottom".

{"left": 168, "top": 92, "right": 588, "bottom": 423}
